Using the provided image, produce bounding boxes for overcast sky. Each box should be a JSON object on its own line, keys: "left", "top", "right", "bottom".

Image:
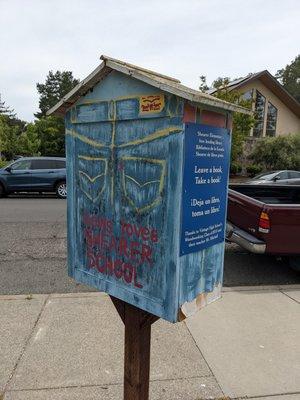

{"left": 0, "top": 0, "right": 299, "bottom": 121}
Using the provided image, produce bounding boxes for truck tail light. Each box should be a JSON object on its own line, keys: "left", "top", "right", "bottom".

{"left": 259, "top": 211, "right": 270, "bottom": 233}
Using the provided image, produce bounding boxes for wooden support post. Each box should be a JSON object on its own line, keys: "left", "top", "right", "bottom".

{"left": 110, "top": 296, "right": 159, "bottom": 400}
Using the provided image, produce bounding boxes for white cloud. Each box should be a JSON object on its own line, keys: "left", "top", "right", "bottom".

{"left": 0, "top": 0, "right": 299, "bottom": 121}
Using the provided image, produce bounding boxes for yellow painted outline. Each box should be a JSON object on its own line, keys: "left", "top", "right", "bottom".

{"left": 66, "top": 129, "right": 107, "bottom": 148}
{"left": 70, "top": 93, "right": 178, "bottom": 123}
{"left": 117, "top": 126, "right": 182, "bottom": 148}
{"left": 67, "top": 125, "right": 181, "bottom": 149}
{"left": 78, "top": 155, "right": 107, "bottom": 162}
{"left": 125, "top": 175, "right": 161, "bottom": 188}
{"left": 76, "top": 93, "right": 158, "bottom": 105}
{"left": 68, "top": 107, "right": 181, "bottom": 210}
{"left": 79, "top": 171, "right": 105, "bottom": 183}
{"left": 70, "top": 100, "right": 112, "bottom": 124}
{"left": 78, "top": 156, "right": 107, "bottom": 203}
{"left": 110, "top": 102, "right": 116, "bottom": 206}
{"left": 70, "top": 108, "right": 77, "bottom": 124}
{"left": 121, "top": 156, "right": 166, "bottom": 214}
{"left": 76, "top": 95, "right": 140, "bottom": 105}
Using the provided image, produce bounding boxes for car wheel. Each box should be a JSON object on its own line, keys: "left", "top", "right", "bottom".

{"left": 55, "top": 181, "right": 67, "bottom": 199}
{"left": 289, "top": 256, "right": 300, "bottom": 272}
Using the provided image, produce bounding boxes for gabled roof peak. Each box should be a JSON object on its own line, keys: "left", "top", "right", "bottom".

{"left": 207, "top": 69, "right": 300, "bottom": 118}
{"left": 100, "top": 55, "right": 181, "bottom": 83}
{"left": 47, "top": 55, "right": 251, "bottom": 117}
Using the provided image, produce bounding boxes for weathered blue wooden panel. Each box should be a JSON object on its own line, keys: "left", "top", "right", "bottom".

{"left": 65, "top": 70, "right": 231, "bottom": 322}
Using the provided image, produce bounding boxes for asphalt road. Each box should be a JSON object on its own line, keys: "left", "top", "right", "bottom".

{"left": 0, "top": 196, "right": 299, "bottom": 295}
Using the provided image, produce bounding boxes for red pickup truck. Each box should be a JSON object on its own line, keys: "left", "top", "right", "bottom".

{"left": 226, "top": 184, "right": 300, "bottom": 271}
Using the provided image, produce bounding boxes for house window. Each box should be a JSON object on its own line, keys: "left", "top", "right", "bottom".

{"left": 266, "top": 102, "right": 277, "bottom": 136}
{"left": 253, "top": 91, "right": 266, "bottom": 137}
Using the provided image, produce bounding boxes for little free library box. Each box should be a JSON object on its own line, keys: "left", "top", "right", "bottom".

{"left": 48, "top": 56, "right": 249, "bottom": 323}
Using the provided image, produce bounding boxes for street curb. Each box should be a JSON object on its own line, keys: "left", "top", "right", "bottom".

{"left": 223, "top": 284, "right": 300, "bottom": 292}
{"left": 1, "top": 286, "right": 299, "bottom": 301}
{"left": 0, "top": 292, "right": 107, "bottom": 301}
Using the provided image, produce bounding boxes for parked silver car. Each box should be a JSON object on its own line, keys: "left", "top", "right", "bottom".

{"left": 247, "top": 170, "right": 300, "bottom": 185}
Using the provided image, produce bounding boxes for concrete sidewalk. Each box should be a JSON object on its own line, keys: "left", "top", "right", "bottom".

{"left": 1, "top": 286, "right": 299, "bottom": 400}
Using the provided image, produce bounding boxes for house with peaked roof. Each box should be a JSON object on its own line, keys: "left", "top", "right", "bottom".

{"left": 208, "top": 70, "right": 300, "bottom": 137}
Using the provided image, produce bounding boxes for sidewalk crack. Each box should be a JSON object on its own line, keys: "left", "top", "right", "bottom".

{"left": 0, "top": 256, "right": 66, "bottom": 263}
{"left": 2, "top": 294, "right": 51, "bottom": 394}
{"left": 183, "top": 321, "right": 225, "bottom": 397}
{"left": 280, "top": 289, "right": 300, "bottom": 304}
{"left": 234, "top": 390, "right": 300, "bottom": 399}
{"left": 6, "top": 375, "right": 215, "bottom": 393}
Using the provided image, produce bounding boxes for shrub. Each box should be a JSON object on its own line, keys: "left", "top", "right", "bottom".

{"left": 250, "top": 133, "right": 300, "bottom": 170}
{"left": 0, "top": 159, "right": 9, "bottom": 168}
{"left": 246, "top": 164, "right": 263, "bottom": 177}
{"left": 230, "top": 162, "right": 242, "bottom": 175}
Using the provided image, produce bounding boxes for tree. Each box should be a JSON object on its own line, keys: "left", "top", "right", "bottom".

{"left": 0, "top": 115, "right": 21, "bottom": 159}
{"left": 35, "top": 71, "right": 80, "bottom": 118}
{"left": 18, "top": 124, "right": 41, "bottom": 156}
{"left": 0, "top": 116, "right": 43, "bottom": 160}
{"left": 276, "top": 55, "right": 300, "bottom": 102}
{"left": 0, "top": 94, "right": 26, "bottom": 131}
{"left": 0, "top": 96, "right": 29, "bottom": 159}
{"left": 31, "top": 117, "right": 65, "bottom": 156}
{"left": 34, "top": 70, "right": 79, "bottom": 156}
{"left": 200, "top": 76, "right": 255, "bottom": 164}
{"left": 0, "top": 94, "right": 16, "bottom": 120}
{"left": 199, "top": 75, "right": 209, "bottom": 92}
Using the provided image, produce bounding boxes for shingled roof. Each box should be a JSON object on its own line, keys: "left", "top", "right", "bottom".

{"left": 47, "top": 55, "right": 251, "bottom": 117}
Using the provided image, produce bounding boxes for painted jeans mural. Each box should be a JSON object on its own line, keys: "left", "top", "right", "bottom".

{"left": 66, "top": 92, "right": 226, "bottom": 322}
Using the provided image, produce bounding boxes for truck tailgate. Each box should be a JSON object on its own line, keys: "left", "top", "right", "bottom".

{"left": 264, "top": 205, "right": 300, "bottom": 254}
{"left": 227, "top": 188, "right": 300, "bottom": 255}
{"left": 227, "top": 189, "right": 263, "bottom": 236}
